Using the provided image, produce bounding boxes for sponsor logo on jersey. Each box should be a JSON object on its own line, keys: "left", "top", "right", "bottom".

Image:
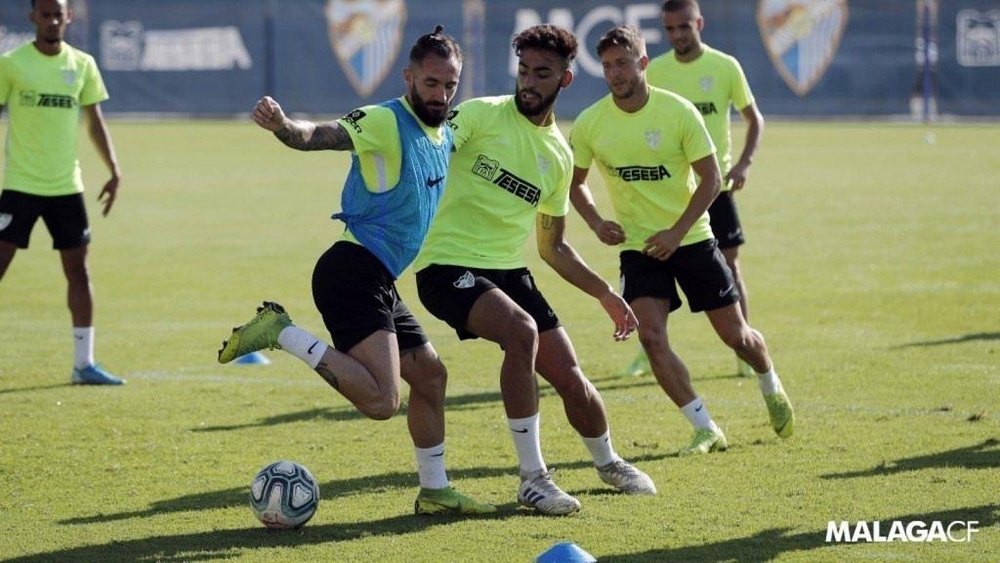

{"left": 693, "top": 102, "right": 718, "bottom": 115}
{"left": 614, "top": 164, "right": 671, "bottom": 182}
{"left": 472, "top": 154, "right": 541, "bottom": 206}
{"left": 326, "top": 0, "right": 406, "bottom": 97}
{"left": 757, "top": 0, "right": 847, "bottom": 96}
{"left": 36, "top": 94, "right": 77, "bottom": 108}
{"left": 341, "top": 109, "right": 367, "bottom": 133}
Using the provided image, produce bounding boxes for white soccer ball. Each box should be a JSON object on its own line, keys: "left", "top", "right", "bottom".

{"left": 249, "top": 460, "right": 320, "bottom": 529}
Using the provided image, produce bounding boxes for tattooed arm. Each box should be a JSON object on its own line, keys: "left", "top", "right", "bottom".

{"left": 251, "top": 95, "right": 354, "bottom": 152}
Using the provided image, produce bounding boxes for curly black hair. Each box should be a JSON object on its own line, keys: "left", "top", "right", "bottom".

{"left": 512, "top": 24, "right": 577, "bottom": 64}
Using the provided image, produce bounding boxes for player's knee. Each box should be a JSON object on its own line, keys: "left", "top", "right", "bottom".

{"left": 503, "top": 312, "right": 538, "bottom": 357}
{"left": 638, "top": 326, "right": 667, "bottom": 353}
{"left": 362, "top": 394, "right": 401, "bottom": 421}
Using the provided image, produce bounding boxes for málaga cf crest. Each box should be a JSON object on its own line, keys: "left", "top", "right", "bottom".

{"left": 326, "top": 0, "right": 407, "bottom": 98}
{"left": 757, "top": 0, "right": 848, "bottom": 96}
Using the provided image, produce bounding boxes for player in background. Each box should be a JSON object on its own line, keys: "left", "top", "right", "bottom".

{"left": 569, "top": 24, "right": 793, "bottom": 456}
{"left": 414, "top": 24, "right": 656, "bottom": 517}
{"left": 618, "top": 0, "right": 764, "bottom": 379}
{"left": 217, "top": 27, "right": 494, "bottom": 516}
{"left": 0, "top": 0, "right": 124, "bottom": 385}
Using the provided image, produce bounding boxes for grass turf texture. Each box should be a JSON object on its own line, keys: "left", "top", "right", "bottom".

{"left": 0, "top": 121, "right": 997, "bottom": 562}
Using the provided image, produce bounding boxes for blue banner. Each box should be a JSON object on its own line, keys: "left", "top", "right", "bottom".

{"left": 1, "top": 0, "right": 996, "bottom": 117}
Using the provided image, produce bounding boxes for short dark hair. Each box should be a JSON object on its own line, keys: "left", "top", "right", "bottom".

{"left": 512, "top": 24, "right": 578, "bottom": 65}
{"left": 596, "top": 25, "right": 647, "bottom": 58}
{"left": 409, "top": 25, "right": 463, "bottom": 65}
{"left": 662, "top": 0, "right": 700, "bottom": 14}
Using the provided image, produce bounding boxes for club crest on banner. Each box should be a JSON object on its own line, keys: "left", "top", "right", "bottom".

{"left": 326, "top": 0, "right": 407, "bottom": 98}
{"left": 757, "top": 0, "right": 848, "bottom": 97}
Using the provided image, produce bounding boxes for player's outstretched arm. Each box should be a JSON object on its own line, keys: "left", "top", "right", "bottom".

{"left": 569, "top": 166, "right": 625, "bottom": 245}
{"left": 536, "top": 213, "right": 637, "bottom": 341}
{"left": 251, "top": 96, "right": 354, "bottom": 152}
{"left": 84, "top": 103, "right": 121, "bottom": 217}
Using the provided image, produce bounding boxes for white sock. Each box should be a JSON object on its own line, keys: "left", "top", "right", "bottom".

{"left": 581, "top": 430, "right": 619, "bottom": 467}
{"left": 757, "top": 368, "right": 783, "bottom": 395}
{"left": 680, "top": 397, "right": 718, "bottom": 431}
{"left": 73, "top": 327, "right": 94, "bottom": 369}
{"left": 508, "top": 414, "right": 546, "bottom": 475}
{"left": 276, "top": 326, "right": 325, "bottom": 370}
{"left": 415, "top": 443, "right": 449, "bottom": 489}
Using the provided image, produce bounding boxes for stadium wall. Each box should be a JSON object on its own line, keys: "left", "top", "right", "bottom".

{"left": 0, "top": 0, "right": 997, "bottom": 118}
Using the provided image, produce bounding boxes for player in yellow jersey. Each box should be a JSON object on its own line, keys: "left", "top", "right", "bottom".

{"left": 415, "top": 25, "right": 655, "bottom": 516}
{"left": 0, "top": 0, "right": 124, "bottom": 385}
{"left": 621, "top": 0, "right": 765, "bottom": 379}
{"left": 569, "top": 25, "right": 794, "bottom": 455}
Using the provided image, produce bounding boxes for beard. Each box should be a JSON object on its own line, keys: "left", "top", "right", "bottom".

{"left": 514, "top": 84, "right": 560, "bottom": 118}
{"left": 610, "top": 77, "right": 641, "bottom": 101}
{"left": 408, "top": 85, "right": 449, "bottom": 127}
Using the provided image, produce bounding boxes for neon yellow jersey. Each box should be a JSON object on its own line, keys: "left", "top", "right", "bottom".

{"left": 646, "top": 44, "right": 753, "bottom": 187}
{"left": 335, "top": 96, "right": 447, "bottom": 247}
{"left": 570, "top": 87, "right": 716, "bottom": 250}
{"left": 0, "top": 42, "right": 108, "bottom": 196}
{"left": 335, "top": 96, "right": 447, "bottom": 194}
{"left": 414, "top": 95, "right": 572, "bottom": 271}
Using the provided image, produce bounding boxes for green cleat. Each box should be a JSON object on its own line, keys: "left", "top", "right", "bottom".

{"left": 764, "top": 390, "right": 795, "bottom": 438}
{"left": 217, "top": 301, "right": 292, "bottom": 364}
{"left": 414, "top": 486, "right": 496, "bottom": 515}
{"left": 678, "top": 427, "right": 728, "bottom": 456}
{"left": 620, "top": 349, "right": 651, "bottom": 377}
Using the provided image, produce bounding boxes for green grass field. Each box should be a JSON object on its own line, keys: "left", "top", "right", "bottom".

{"left": 0, "top": 120, "right": 997, "bottom": 562}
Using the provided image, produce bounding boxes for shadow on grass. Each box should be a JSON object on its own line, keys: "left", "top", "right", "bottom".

{"left": 31, "top": 504, "right": 999, "bottom": 563}
{"left": 58, "top": 453, "right": 672, "bottom": 526}
{"left": 599, "top": 504, "right": 999, "bottom": 563}
{"left": 18, "top": 510, "right": 523, "bottom": 563}
{"left": 192, "top": 377, "right": 656, "bottom": 433}
{"left": 892, "top": 331, "right": 1000, "bottom": 349}
{"left": 821, "top": 438, "right": 1000, "bottom": 480}
{"left": 192, "top": 388, "right": 509, "bottom": 432}
{"left": 0, "top": 382, "right": 72, "bottom": 395}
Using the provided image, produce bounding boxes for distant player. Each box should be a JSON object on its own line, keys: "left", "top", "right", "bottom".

{"left": 570, "top": 24, "right": 794, "bottom": 455}
{"left": 217, "top": 27, "right": 494, "bottom": 516}
{"left": 620, "top": 0, "right": 765, "bottom": 378}
{"left": 0, "top": 0, "right": 124, "bottom": 385}
{"left": 415, "top": 24, "right": 655, "bottom": 516}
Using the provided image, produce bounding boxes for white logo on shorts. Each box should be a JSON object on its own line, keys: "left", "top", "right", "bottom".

{"left": 453, "top": 271, "right": 475, "bottom": 289}
{"left": 0, "top": 213, "right": 12, "bottom": 232}
{"left": 719, "top": 284, "right": 734, "bottom": 297}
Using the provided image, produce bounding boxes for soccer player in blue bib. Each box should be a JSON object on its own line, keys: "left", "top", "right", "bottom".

{"left": 217, "top": 27, "right": 494, "bottom": 516}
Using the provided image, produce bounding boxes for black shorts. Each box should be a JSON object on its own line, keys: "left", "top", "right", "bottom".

{"left": 0, "top": 190, "right": 90, "bottom": 250}
{"left": 311, "top": 241, "right": 428, "bottom": 353}
{"left": 620, "top": 239, "right": 739, "bottom": 313}
{"left": 709, "top": 191, "right": 745, "bottom": 250}
{"left": 416, "top": 264, "right": 560, "bottom": 340}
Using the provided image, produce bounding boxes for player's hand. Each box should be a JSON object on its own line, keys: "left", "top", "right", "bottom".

{"left": 598, "top": 290, "right": 638, "bottom": 341}
{"left": 98, "top": 175, "right": 119, "bottom": 216}
{"left": 252, "top": 96, "right": 287, "bottom": 132}
{"left": 593, "top": 220, "right": 626, "bottom": 246}
{"left": 643, "top": 229, "right": 682, "bottom": 261}
{"left": 725, "top": 162, "right": 750, "bottom": 191}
